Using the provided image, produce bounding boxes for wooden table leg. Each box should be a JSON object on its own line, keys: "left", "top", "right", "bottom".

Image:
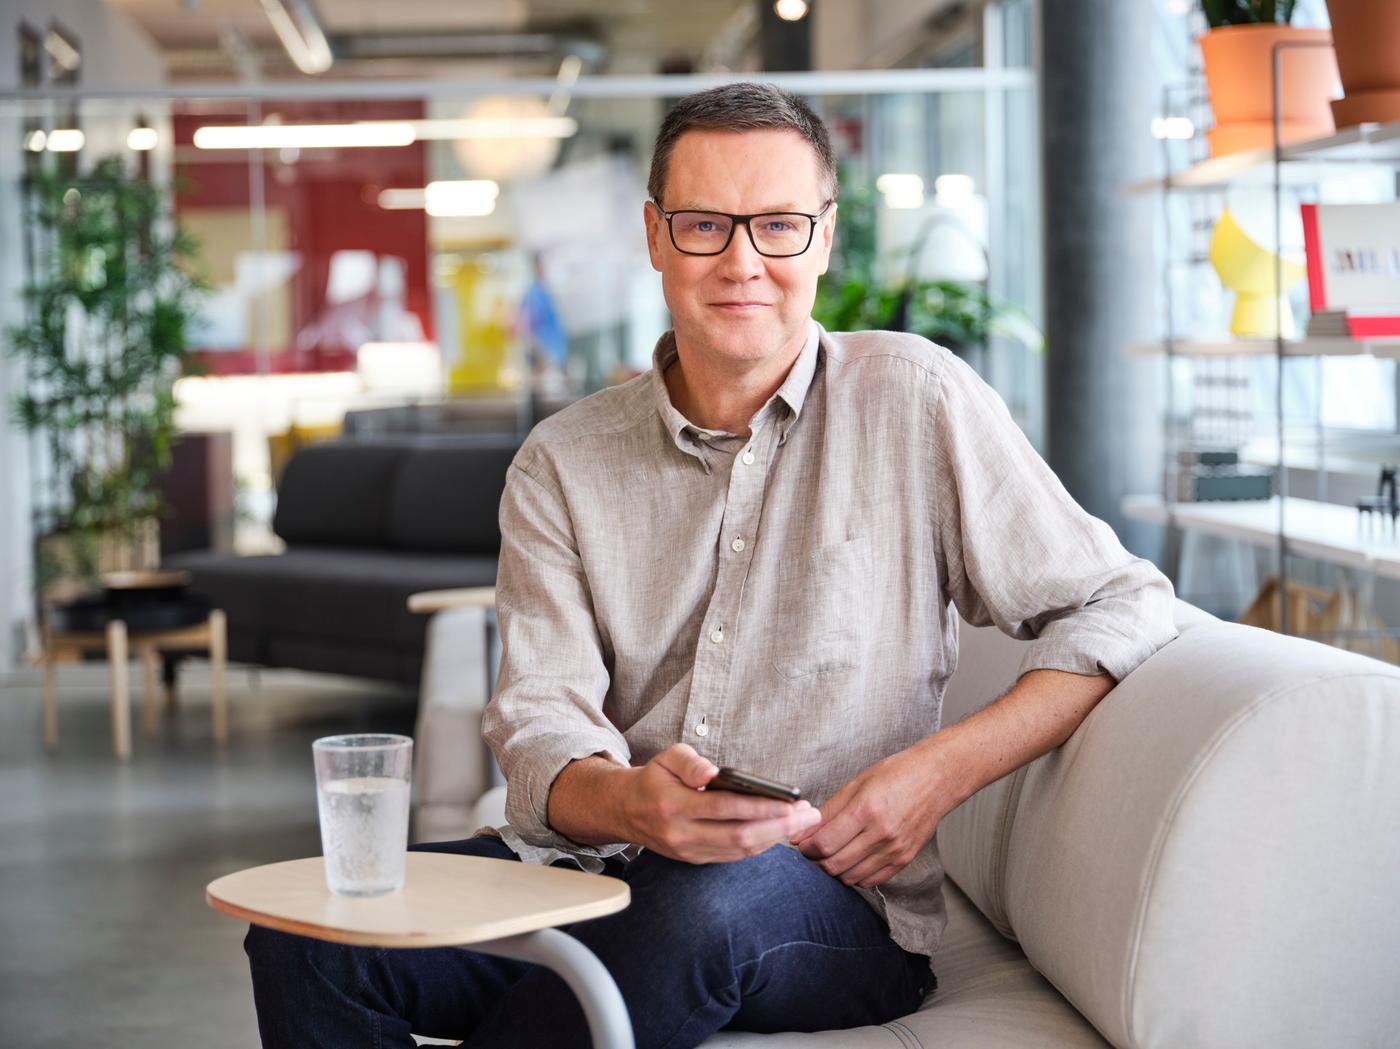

{"left": 141, "top": 644, "right": 160, "bottom": 737}
{"left": 209, "top": 610, "right": 228, "bottom": 745}
{"left": 42, "top": 630, "right": 59, "bottom": 752}
{"left": 108, "top": 619, "right": 131, "bottom": 761}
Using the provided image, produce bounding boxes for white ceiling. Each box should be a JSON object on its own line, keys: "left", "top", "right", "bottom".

{"left": 105, "top": 0, "right": 754, "bottom": 77}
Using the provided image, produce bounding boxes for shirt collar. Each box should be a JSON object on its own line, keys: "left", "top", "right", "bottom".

{"left": 650, "top": 319, "right": 821, "bottom": 455}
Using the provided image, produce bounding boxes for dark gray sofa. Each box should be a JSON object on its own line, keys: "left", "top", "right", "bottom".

{"left": 167, "top": 437, "right": 519, "bottom": 685}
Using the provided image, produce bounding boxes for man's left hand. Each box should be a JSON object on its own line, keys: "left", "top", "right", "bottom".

{"left": 790, "top": 739, "right": 956, "bottom": 889}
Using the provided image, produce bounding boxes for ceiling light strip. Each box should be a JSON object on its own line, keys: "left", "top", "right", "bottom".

{"left": 192, "top": 117, "right": 577, "bottom": 150}
{"left": 377, "top": 180, "right": 499, "bottom": 217}
{"left": 193, "top": 122, "right": 415, "bottom": 149}
{"left": 403, "top": 117, "right": 577, "bottom": 140}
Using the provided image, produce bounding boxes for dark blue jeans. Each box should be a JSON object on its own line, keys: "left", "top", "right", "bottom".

{"left": 244, "top": 834, "right": 934, "bottom": 1049}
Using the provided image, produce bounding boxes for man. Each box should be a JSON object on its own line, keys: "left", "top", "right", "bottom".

{"left": 244, "top": 82, "right": 1179, "bottom": 1048}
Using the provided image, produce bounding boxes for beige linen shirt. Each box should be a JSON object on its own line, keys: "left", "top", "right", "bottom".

{"left": 478, "top": 321, "right": 1180, "bottom": 960}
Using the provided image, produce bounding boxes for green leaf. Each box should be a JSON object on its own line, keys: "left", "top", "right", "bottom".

{"left": 7, "top": 154, "right": 206, "bottom": 597}
{"left": 1201, "top": 0, "right": 1293, "bottom": 26}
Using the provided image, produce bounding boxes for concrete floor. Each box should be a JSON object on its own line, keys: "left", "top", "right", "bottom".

{"left": 0, "top": 660, "right": 420, "bottom": 1048}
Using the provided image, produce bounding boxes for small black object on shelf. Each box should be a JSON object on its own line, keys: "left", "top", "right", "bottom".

{"left": 1357, "top": 464, "right": 1399, "bottom": 537}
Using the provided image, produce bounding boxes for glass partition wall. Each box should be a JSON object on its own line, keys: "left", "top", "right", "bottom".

{"left": 0, "top": 70, "right": 1040, "bottom": 555}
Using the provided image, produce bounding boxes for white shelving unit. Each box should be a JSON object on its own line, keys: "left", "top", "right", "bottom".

{"left": 1123, "top": 120, "right": 1400, "bottom": 196}
{"left": 1125, "top": 111, "right": 1400, "bottom": 642}
{"left": 1123, "top": 337, "right": 1400, "bottom": 358}
{"left": 1122, "top": 494, "right": 1400, "bottom": 582}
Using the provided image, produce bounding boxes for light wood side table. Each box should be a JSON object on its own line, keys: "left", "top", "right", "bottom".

{"left": 42, "top": 570, "right": 228, "bottom": 761}
{"left": 207, "top": 852, "right": 634, "bottom": 1048}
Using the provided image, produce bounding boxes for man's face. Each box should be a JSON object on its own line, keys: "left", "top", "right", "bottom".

{"left": 644, "top": 128, "right": 836, "bottom": 368}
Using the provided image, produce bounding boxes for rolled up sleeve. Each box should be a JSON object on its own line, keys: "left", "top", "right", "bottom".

{"left": 480, "top": 450, "right": 633, "bottom": 858}
{"left": 930, "top": 350, "right": 1179, "bottom": 683}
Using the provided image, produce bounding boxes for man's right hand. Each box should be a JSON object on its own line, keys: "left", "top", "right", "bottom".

{"left": 619, "top": 744, "right": 822, "bottom": 864}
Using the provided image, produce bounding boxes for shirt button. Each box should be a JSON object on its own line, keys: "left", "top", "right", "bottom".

{"left": 694, "top": 722, "right": 709, "bottom": 737}
{"left": 730, "top": 537, "right": 745, "bottom": 553}
{"left": 742, "top": 451, "right": 755, "bottom": 466}
{"left": 709, "top": 628, "right": 724, "bottom": 644}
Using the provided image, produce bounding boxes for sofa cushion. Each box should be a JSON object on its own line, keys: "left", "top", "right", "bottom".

{"left": 385, "top": 443, "right": 517, "bottom": 554}
{"left": 172, "top": 546, "right": 497, "bottom": 653}
{"left": 273, "top": 443, "right": 406, "bottom": 547}
{"left": 164, "top": 548, "right": 275, "bottom": 632}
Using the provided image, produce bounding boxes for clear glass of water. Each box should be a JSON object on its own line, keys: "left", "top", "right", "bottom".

{"left": 312, "top": 734, "right": 413, "bottom": 897}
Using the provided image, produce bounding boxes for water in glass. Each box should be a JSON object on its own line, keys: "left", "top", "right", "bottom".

{"left": 317, "top": 775, "right": 411, "bottom": 896}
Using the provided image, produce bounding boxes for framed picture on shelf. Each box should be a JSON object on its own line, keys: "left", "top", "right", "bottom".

{"left": 1301, "top": 201, "right": 1400, "bottom": 337}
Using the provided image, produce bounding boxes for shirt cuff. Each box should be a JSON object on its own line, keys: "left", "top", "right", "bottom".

{"left": 1015, "top": 582, "right": 1181, "bottom": 683}
{"left": 502, "top": 732, "right": 634, "bottom": 859}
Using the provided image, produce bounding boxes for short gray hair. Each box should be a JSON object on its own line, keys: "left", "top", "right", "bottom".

{"left": 647, "top": 82, "right": 837, "bottom": 206}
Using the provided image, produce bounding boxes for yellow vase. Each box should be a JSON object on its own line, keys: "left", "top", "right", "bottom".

{"left": 1209, "top": 207, "right": 1308, "bottom": 339}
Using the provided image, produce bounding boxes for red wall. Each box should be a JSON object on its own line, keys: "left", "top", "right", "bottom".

{"left": 174, "top": 100, "right": 432, "bottom": 374}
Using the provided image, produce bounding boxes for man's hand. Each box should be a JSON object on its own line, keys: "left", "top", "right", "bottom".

{"left": 789, "top": 740, "right": 949, "bottom": 889}
{"left": 622, "top": 744, "right": 822, "bottom": 864}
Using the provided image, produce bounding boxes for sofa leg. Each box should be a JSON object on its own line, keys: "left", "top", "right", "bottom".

{"left": 162, "top": 652, "right": 179, "bottom": 710}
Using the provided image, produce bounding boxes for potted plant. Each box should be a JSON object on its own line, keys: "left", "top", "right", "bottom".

{"left": 7, "top": 154, "right": 204, "bottom": 605}
{"left": 1324, "top": 0, "right": 1400, "bottom": 128}
{"left": 1198, "top": 0, "right": 1338, "bottom": 156}
{"left": 812, "top": 178, "right": 1041, "bottom": 365}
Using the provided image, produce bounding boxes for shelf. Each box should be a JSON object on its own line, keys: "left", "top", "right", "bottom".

{"left": 1121, "top": 494, "right": 1400, "bottom": 580}
{"left": 1123, "top": 119, "right": 1400, "bottom": 196}
{"left": 1283, "top": 120, "right": 1400, "bottom": 165}
{"left": 1123, "top": 153, "right": 1335, "bottom": 195}
{"left": 1123, "top": 338, "right": 1400, "bottom": 358}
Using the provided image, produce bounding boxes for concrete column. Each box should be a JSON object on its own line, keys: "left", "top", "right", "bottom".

{"left": 1038, "top": 0, "right": 1163, "bottom": 559}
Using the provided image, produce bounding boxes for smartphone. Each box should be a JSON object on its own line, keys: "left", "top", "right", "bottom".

{"left": 706, "top": 767, "right": 803, "bottom": 803}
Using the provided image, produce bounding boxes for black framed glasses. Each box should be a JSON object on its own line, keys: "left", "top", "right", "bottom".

{"left": 650, "top": 199, "right": 833, "bottom": 258}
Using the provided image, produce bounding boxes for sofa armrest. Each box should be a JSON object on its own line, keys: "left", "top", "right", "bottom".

{"left": 944, "top": 602, "right": 1400, "bottom": 1048}
{"left": 407, "top": 587, "right": 497, "bottom": 615}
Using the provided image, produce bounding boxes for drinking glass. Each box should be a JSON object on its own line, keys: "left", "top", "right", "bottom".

{"left": 312, "top": 734, "right": 413, "bottom": 896}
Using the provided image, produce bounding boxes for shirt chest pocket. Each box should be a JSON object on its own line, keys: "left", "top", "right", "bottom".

{"left": 770, "top": 535, "right": 873, "bottom": 680}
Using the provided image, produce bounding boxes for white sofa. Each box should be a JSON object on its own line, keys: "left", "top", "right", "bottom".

{"left": 413, "top": 599, "right": 1400, "bottom": 1048}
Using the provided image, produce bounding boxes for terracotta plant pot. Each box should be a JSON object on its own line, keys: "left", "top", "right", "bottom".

{"left": 1200, "top": 24, "right": 1338, "bottom": 156}
{"left": 1325, "top": 0, "right": 1400, "bottom": 127}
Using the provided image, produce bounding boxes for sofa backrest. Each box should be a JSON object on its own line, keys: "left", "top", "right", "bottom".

{"left": 938, "top": 598, "right": 1400, "bottom": 1048}
{"left": 384, "top": 442, "right": 517, "bottom": 554}
{"left": 273, "top": 438, "right": 519, "bottom": 554}
{"left": 273, "top": 443, "right": 407, "bottom": 547}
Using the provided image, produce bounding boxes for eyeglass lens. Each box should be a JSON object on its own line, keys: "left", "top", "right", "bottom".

{"left": 670, "top": 212, "right": 813, "bottom": 256}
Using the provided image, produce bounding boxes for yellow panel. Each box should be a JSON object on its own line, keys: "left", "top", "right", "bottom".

{"left": 448, "top": 259, "right": 518, "bottom": 394}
